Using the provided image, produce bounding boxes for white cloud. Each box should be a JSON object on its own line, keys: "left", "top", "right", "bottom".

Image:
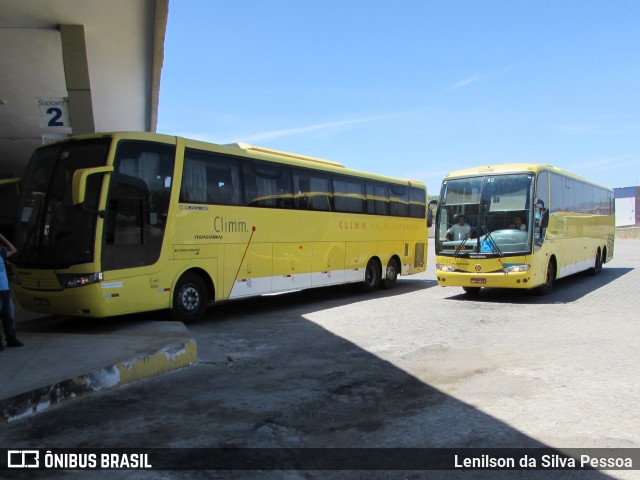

{"left": 555, "top": 123, "right": 640, "bottom": 135}
{"left": 446, "top": 75, "right": 482, "bottom": 91}
{"left": 237, "top": 114, "right": 397, "bottom": 142}
{"left": 169, "top": 113, "right": 403, "bottom": 145}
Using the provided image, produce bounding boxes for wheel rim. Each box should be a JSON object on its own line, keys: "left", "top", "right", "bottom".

{"left": 179, "top": 284, "right": 200, "bottom": 312}
{"left": 386, "top": 263, "right": 398, "bottom": 281}
{"left": 365, "top": 266, "right": 375, "bottom": 286}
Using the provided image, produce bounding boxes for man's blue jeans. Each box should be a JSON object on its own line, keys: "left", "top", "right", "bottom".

{"left": 0, "top": 291, "right": 17, "bottom": 341}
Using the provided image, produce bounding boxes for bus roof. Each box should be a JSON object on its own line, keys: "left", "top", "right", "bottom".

{"left": 225, "top": 143, "right": 346, "bottom": 169}
{"left": 443, "top": 163, "right": 612, "bottom": 191}
{"left": 34, "top": 131, "right": 426, "bottom": 190}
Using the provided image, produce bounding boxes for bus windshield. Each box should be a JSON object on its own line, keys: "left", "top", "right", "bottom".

{"left": 14, "top": 139, "right": 111, "bottom": 269}
{"left": 436, "top": 173, "right": 535, "bottom": 256}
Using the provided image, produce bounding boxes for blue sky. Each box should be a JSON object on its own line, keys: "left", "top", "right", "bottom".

{"left": 158, "top": 0, "right": 640, "bottom": 195}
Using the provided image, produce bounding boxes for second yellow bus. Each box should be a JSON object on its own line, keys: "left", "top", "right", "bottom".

{"left": 432, "top": 164, "right": 614, "bottom": 295}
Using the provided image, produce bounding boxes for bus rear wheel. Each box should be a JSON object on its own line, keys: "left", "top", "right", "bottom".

{"left": 172, "top": 272, "right": 209, "bottom": 323}
{"left": 536, "top": 260, "right": 555, "bottom": 296}
{"left": 361, "top": 258, "right": 381, "bottom": 292}
{"left": 381, "top": 258, "right": 400, "bottom": 289}
{"left": 589, "top": 250, "right": 603, "bottom": 276}
{"left": 462, "top": 286, "right": 481, "bottom": 295}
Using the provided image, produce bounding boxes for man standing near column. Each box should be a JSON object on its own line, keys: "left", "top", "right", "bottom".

{"left": 0, "top": 233, "right": 23, "bottom": 349}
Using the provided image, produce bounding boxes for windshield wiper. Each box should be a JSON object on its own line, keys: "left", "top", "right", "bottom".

{"left": 454, "top": 228, "right": 475, "bottom": 257}
{"left": 481, "top": 226, "right": 504, "bottom": 258}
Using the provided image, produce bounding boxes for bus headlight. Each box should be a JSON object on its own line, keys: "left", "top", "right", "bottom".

{"left": 436, "top": 264, "right": 457, "bottom": 272}
{"left": 503, "top": 264, "right": 530, "bottom": 273}
{"left": 66, "top": 272, "right": 103, "bottom": 288}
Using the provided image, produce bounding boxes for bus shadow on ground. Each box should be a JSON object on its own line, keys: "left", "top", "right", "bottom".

{"left": 445, "top": 267, "right": 633, "bottom": 305}
{"left": 1, "top": 291, "right": 620, "bottom": 480}
{"left": 14, "top": 278, "right": 439, "bottom": 334}
{"left": 206, "top": 278, "right": 439, "bottom": 322}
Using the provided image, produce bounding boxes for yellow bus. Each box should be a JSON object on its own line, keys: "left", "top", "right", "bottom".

{"left": 432, "top": 164, "right": 614, "bottom": 295}
{"left": 11, "top": 132, "right": 428, "bottom": 321}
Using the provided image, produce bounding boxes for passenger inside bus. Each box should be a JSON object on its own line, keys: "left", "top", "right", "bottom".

{"left": 510, "top": 215, "right": 527, "bottom": 231}
{"left": 445, "top": 214, "right": 472, "bottom": 241}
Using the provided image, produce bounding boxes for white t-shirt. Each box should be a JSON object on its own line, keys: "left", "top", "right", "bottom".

{"left": 447, "top": 223, "right": 471, "bottom": 240}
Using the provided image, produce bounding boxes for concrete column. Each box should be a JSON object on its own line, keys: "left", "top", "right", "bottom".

{"left": 59, "top": 24, "right": 95, "bottom": 134}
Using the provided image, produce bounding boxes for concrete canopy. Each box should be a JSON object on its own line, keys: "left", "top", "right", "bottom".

{"left": 0, "top": 0, "right": 169, "bottom": 177}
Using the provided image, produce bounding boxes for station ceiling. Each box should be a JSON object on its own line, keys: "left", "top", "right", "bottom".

{"left": 0, "top": 0, "right": 168, "bottom": 177}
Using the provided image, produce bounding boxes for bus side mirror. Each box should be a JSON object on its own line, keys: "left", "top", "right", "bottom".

{"left": 72, "top": 166, "right": 113, "bottom": 206}
{"left": 540, "top": 209, "right": 549, "bottom": 229}
{"left": 427, "top": 199, "right": 438, "bottom": 228}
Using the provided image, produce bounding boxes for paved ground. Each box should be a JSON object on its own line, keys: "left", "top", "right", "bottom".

{"left": 0, "top": 239, "right": 638, "bottom": 479}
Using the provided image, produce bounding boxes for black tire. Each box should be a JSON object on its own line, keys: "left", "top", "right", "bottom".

{"left": 381, "top": 258, "right": 400, "bottom": 289}
{"left": 536, "top": 259, "right": 555, "bottom": 296}
{"left": 462, "top": 286, "right": 481, "bottom": 295}
{"left": 589, "top": 250, "right": 603, "bottom": 276}
{"left": 171, "top": 272, "right": 209, "bottom": 323}
{"left": 361, "top": 258, "right": 381, "bottom": 292}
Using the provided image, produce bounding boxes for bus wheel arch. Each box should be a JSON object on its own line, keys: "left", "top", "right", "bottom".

{"left": 536, "top": 255, "right": 556, "bottom": 296}
{"left": 381, "top": 255, "right": 401, "bottom": 289}
{"left": 361, "top": 257, "right": 382, "bottom": 292}
{"left": 589, "top": 247, "right": 603, "bottom": 276}
{"left": 171, "top": 269, "right": 214, "bottom": 323}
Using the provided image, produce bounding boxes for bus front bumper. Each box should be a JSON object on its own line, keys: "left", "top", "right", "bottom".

{"left": 436, "top": 270, "right": 535, "bottom": 289}
{"left": 12, "top": 283, "right": 108, "bottom": 318}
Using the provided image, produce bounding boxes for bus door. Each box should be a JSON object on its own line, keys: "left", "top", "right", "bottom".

{"left": 101, "top": 141, "right": 175, "bottom": 314}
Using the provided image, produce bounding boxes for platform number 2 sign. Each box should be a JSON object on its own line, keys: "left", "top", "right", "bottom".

{"left": 38, "top": 97, "right": 71, "bottom": 129}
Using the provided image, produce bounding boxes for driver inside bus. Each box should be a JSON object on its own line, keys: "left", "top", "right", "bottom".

{"left": 510, "top": 215, "right": 527, "bottom": 231}
{"left": 445, "top": 214, "right": 471, "bottom": 241}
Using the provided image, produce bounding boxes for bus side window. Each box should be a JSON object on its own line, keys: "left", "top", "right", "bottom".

{"left": 243, "top": 161, "right": 292, "bottom": 208}
{"left": 333, "top": 177, "right": 365, "bottom": 213}
{"left": 293, "top": 170, "right": 331, "bottom": 211}
{"left": 181, "top": 149, "right": 242, "bottom": 205}
{"left": 409, "top": 186, "right": 426, "bottom": 219}
{"left": 390, "top": 185, "right": 409, "bottom": 217}
{"left": 366, "top": 182, "right": 389, "bottom": 215}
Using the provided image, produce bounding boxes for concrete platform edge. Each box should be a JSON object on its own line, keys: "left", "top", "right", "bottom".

{"left": 0, "top": 339, "right": 198, "bottom": 425}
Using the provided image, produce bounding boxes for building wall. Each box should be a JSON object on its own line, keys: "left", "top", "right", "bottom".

{"left": 614, "top": 186, "right": 639, "bottom": 227}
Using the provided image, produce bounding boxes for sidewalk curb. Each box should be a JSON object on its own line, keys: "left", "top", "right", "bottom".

{"left": 0, "top": 340, "right": 197, "bottom": 425}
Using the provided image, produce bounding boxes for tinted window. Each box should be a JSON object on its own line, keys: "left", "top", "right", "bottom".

{"left": 550, "top": 173, "right": 564, "bottom": 212}
{"left": 180, "top": 150, "right": 242, "bottom": 205}
{"left": 536, "top": 171, "right": 549, "bottom": 207}
{"left": 104, "top": 141, "right": 175, "bottom": 270}
{"left": 389, "top": 184, "right": 409, "bottom": 217}
{"left": 244, "top": 161, "right": 292, "bottom": 208}
{"left": 333, "top": 177, "right": 365, "bottom": 213}
{"left": 293, "top": 170, "right": 331, "bottom": 211}
{"left": 409, "top": 186, "right": 426, "bottom": 218}
{"left": 366, "top": 182, "right": 389, "bottom": 215}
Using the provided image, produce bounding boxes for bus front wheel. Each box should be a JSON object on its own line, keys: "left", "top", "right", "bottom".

{"left": 536, "top": 260, "right": 555, "bottom": 296}
{"left": 361, "top": 259, "right": 381, "bottom": 292}
{"left": 381, "top": 258, "right": 400, "bottom": 289}
{"left": 172, "top": 272, "right": 209, "bottom": 323}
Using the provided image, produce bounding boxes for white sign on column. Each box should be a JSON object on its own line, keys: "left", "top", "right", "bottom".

{"left": 38, "top": 97, "right": 72, "bottom": 130}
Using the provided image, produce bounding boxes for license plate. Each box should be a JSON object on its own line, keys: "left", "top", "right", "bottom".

{"left": 34, "top": 297, "right": 49, "bottom": 306}
{"left": 471, "top": 278, "right": 486, "bottom": 285}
